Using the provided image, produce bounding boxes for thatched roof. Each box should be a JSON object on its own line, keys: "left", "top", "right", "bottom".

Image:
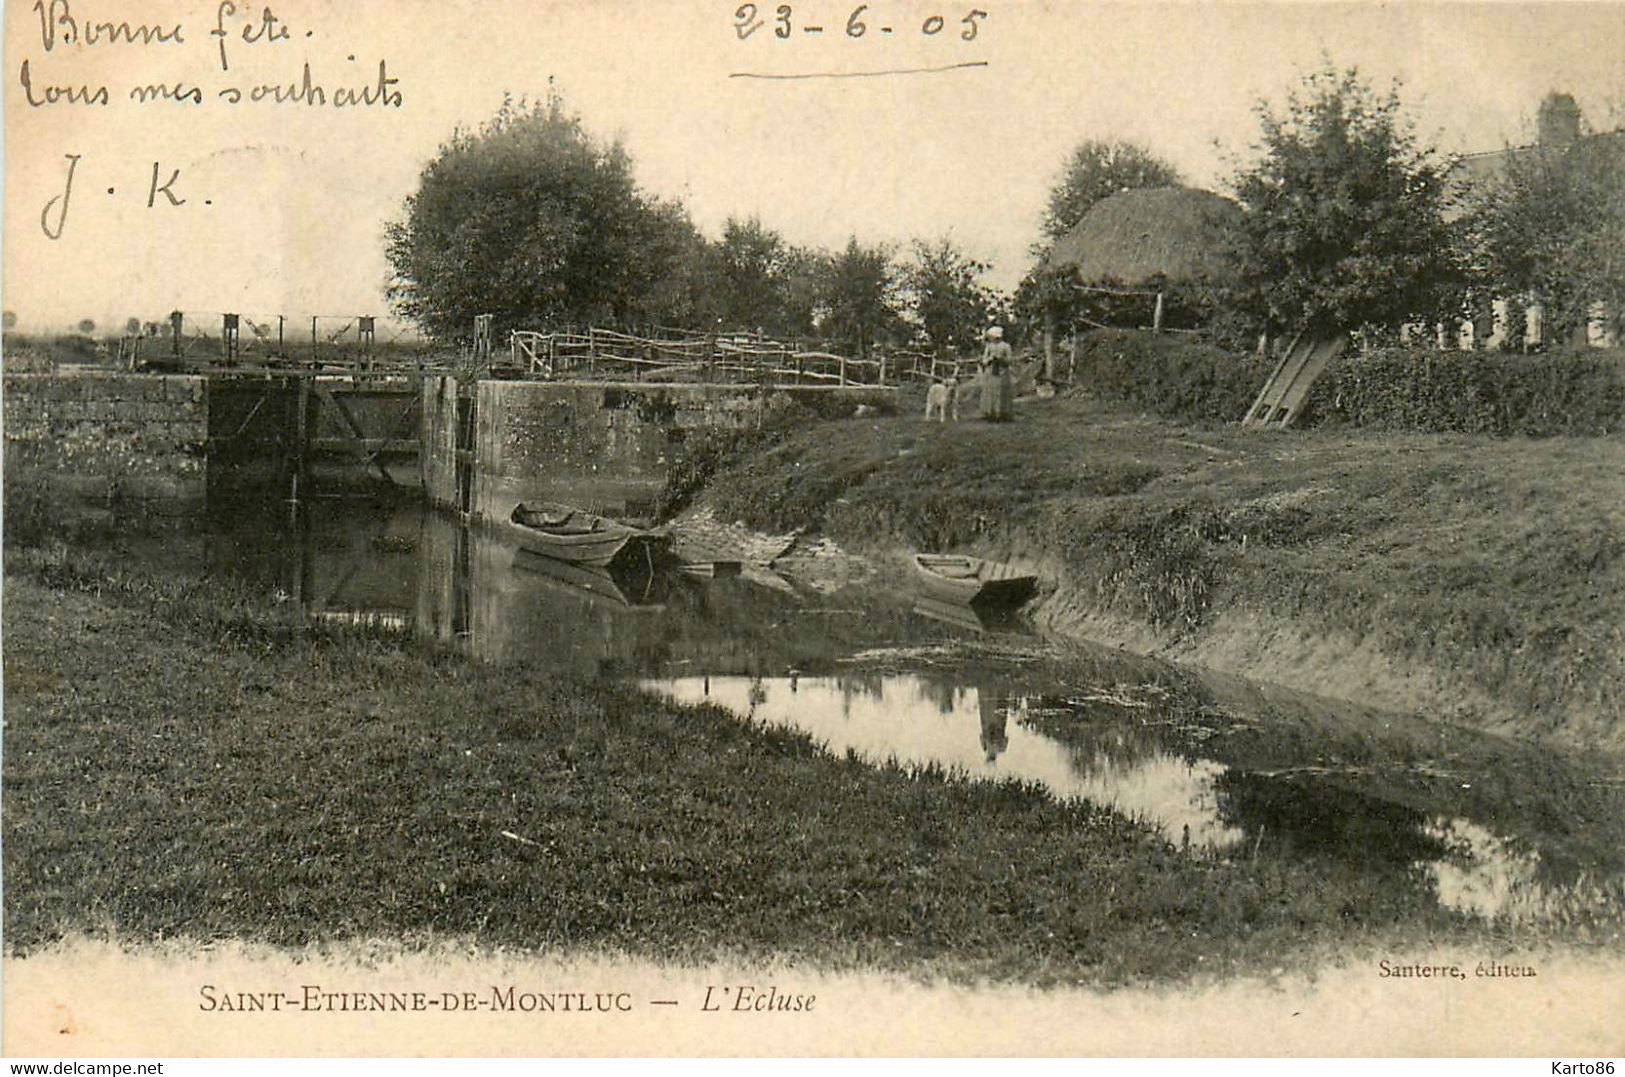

{"left": 1045, "top": 186, "right": 1241, "bottom": 285}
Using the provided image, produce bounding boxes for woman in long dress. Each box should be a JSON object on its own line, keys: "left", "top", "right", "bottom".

{"left": 979, "top": 325, "right": 1014, "bottom": 421}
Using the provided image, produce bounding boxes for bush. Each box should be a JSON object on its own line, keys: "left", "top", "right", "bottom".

{"left": 1305, "top": 346, "right": 1625, "bottom": 436}
{"left": 657, "top": 424, "right": 768, "bottom": 521}
{"left": 1068, "top": 329, "right": 1274, "bottom": 424}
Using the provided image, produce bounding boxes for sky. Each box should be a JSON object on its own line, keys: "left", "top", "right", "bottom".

{"left": 4, "top": 0, "right": 1625, "bottom": 334}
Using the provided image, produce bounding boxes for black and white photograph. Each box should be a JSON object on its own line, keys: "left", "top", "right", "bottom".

{"left": 3, "top": 0, "right": 1623, "bottom": 1061}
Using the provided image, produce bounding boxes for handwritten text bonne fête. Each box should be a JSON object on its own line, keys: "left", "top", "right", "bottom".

{"left": 22, "top": 1, "right": 408, "bottom": 240}
{"left": 22, "top": 1, "right": 404, "bottom": 110}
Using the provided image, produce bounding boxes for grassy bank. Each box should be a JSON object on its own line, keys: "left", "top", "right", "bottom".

{"left": 684, "top": 390, "right": 1625, "bottom": 749}
{"left": 5, "top": 545, "right": 1529, "bottom": 984}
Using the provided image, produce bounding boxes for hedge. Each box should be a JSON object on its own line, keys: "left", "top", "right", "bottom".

{"left": 1069, "top": 329, "right": 1625, "bottom": 436}
{"left": 1305, "top": 347, "right": 1625, "bottom": 436}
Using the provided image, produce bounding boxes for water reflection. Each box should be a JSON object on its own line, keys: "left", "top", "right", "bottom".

{"left": 182, "top": 499, "right": 1623, "bottom": 930}
{"left": 195, "top": 500, "right": 970, "bottom": 677}
{"left": 646, "top": 675, "right": 1247, "bottom": 851}
{"left": 1422, "top": 817, "right": 1625, "bottom": 925}
{"left": 643, "top": 674, "right": 1624, "bottom": 927}
{"left": 978, "top": 692, "right": 1008, "bottom": 763}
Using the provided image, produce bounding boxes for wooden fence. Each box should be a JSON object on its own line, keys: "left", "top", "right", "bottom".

{"left": 512, "top": 326, "right": 949, "bottom": 388}
{"left": 108, "top": 310, "right": 971, "bottom": 388}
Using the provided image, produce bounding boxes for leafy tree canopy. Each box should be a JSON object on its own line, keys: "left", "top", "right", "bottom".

{"left": 385, "top": 92, "right": 703, "bottom": 339}
{"left": 1039, "top": 139, "right": 1182, "bottom": 247}
{"left": 386, "top": 92, "right": 1013, "bottom": 352}
{"left": 1225, "top": 63, "right": 1463, "bottom": 336}
{"left": 818, "top": 238, "right": 902, "bottom": 357}
{"left": 707, "top": 216, "right": 791, "bottom": 332}
{"left": 899, "top": 237, "right": 998, "bottom": 354}
{"left": 1467, "top": 106, "right": 1625, "bottom": 343}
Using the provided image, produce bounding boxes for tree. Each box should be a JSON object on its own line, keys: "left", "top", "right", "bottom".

{"left": 777, "top": 245, "right": 827, "bottom": 338}
{"left": 77, "top": 319, "right": 96, "bottom": 335}
{"left": 1039, "top": 139, "right": 1182, "bottom": 246}
{"left": 621, "top": 198, "right": 711, "bottom": 329}
{"left": 706, "top": 216, "right": 791, "bottom": 332}
{"left": 385, "top": 92, "right": 699, "bottom": 339}
{"left": 817, "top": 238, "right": 902, "bottom": 357}
{"left": 1467, "top": 103, "right": 1625, "bottom": 346}
{"left": 899, "top": 237, "right": 999, "bottom": 354}
{"left": 1224, "top": 64, "right": 1463, "bottom": 337}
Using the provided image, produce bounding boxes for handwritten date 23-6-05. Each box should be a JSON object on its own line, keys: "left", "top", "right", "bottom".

{"left": 733, "top": 5, "right": 988, "bottom": 41}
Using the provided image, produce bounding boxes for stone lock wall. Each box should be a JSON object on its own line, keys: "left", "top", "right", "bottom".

{"left": 3, "top": 372, "right": 209, "bottom": 513}
{"left": 420, "top": 380, "right": 777, "bottom": 521}
{"left": 420, "top": 375, "right": 461, "bottom": 510}
{"left": 4, "top": 373, "right": 887, "bottom": 524}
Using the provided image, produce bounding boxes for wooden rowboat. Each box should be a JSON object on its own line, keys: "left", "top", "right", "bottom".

{"left": 911, "top": 553, "right": 1037, "bottom": 610}
{"left": 510, "top": 501, "right": 671, "bottom": 572}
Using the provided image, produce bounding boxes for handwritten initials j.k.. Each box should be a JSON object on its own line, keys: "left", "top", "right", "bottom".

{"left": 40, "top": 157, "right": 189, "bottom": 238}
{"left": 41, "top": 153, "right": 79, "bottom": 239}
{"left": 148, "top": 162, "right": 186, "bottom": 207}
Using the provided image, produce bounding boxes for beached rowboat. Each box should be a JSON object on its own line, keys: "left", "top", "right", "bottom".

{"left": 911, "top": 553, "right": 1037, "bottom": 610}
{"left": 510, "top": 502, "right": 671, "bottom": 572}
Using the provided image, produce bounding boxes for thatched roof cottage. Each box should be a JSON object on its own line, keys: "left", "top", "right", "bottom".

{"left": 1045, "top": 186, "right": 1242, "bottom": 286}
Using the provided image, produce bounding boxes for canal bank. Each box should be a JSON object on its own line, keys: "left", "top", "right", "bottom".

{"left": 6, "top": 541, "right": 1622, "bottom": 986}
{"left": 5, "top": 491, "right": 1623, "bottom": 975}
{"left": 6, "top": 369, "right": 1624, "bottom": 987}
{"left": 683, "top": 390, "right": 1625, "bottom": 753}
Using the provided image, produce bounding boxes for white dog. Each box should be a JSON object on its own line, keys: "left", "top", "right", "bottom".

{"left": 924, "top": 376, "right": 960, "bottom": 422}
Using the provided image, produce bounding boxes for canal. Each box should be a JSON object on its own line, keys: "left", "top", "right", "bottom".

{"left": 146, "top": 498, "right": 1625, "bottom": 934}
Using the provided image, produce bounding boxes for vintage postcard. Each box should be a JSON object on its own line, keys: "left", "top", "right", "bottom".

{"left": 4, "top": 0, "right": 1624, "bottom": 1061}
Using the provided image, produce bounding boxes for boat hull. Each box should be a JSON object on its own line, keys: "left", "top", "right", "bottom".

{"left": 912, "top": 554, "right": 1037, "bottom": 610}
{"left": 510, "top": 502, "right": 672, "bottom": 571}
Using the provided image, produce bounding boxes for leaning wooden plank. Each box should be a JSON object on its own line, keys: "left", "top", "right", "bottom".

{"left": 1256, "top": 336, "right": 1315, "bottom": 426}
{"left": 1276, "top": 335, "right": 1348, "bottom": 426}
{"left": 1243, "top": 333, "right": 1302, "bottom": 426}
